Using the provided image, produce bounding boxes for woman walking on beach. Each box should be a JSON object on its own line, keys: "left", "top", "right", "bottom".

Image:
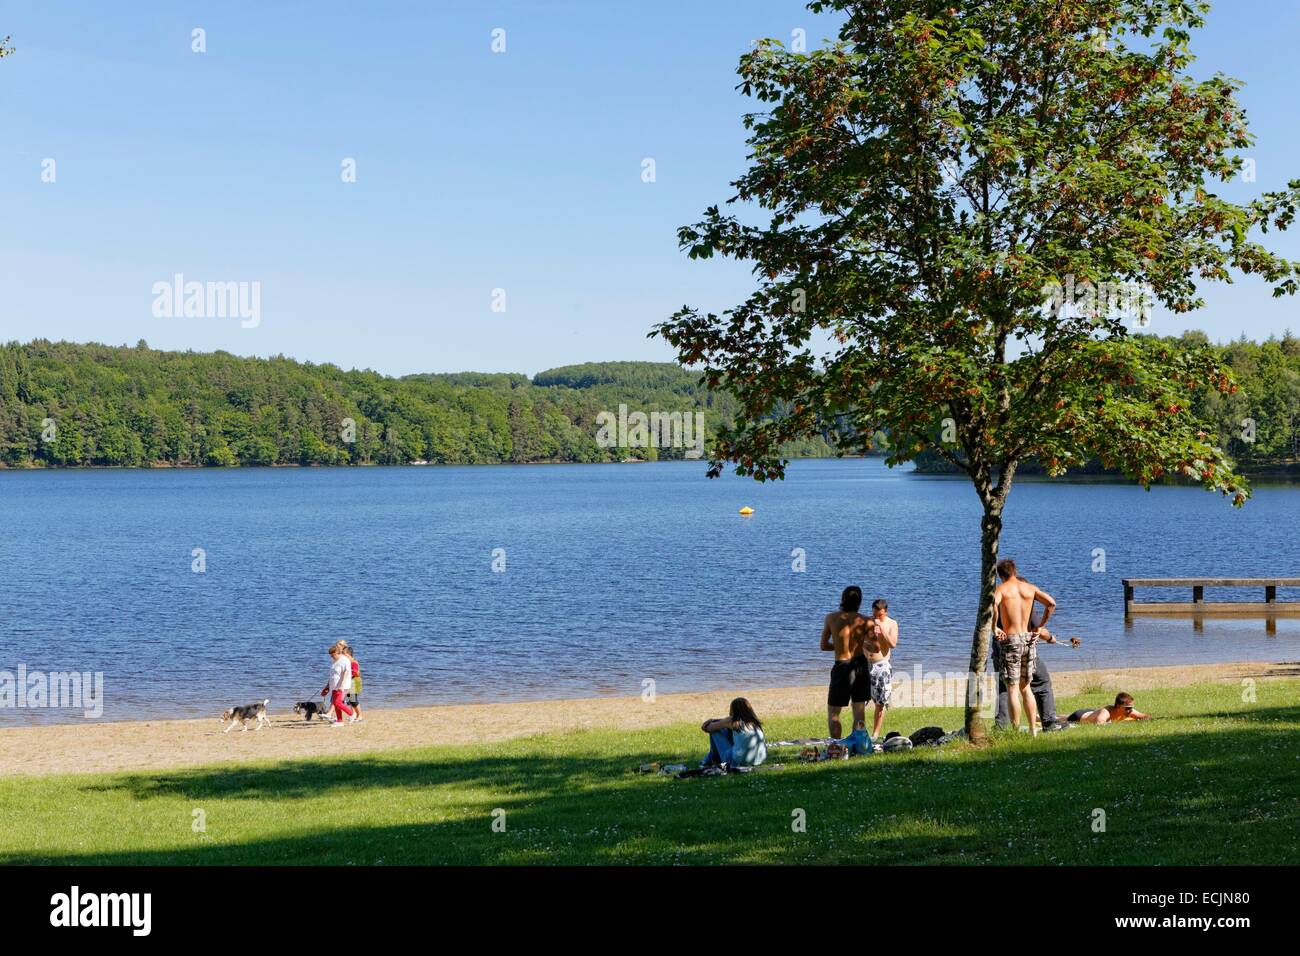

{"left": 321, "top": 641, "right": 356, "bottom": 727}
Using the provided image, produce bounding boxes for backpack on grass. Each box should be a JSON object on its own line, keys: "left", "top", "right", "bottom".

{"left": 909, "top": 726, "right": 945, "bottom": 747}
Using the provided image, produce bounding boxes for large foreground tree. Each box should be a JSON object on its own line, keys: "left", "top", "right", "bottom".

{"left": 654, "top": 0, "right": 1300, "bottom": 741}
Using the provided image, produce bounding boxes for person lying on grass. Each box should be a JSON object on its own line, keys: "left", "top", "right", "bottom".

{"left": 1067, "top": 692, "right": 1152, "bottom": 725}
{"left": 700, "top": 697, "right": 767, "bottom": 769}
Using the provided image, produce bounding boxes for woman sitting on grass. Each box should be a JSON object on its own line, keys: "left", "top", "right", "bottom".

{"left": 701, "top": 697, "right": 767, "bottom": 769}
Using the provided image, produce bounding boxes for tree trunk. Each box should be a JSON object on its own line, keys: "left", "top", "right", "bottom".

{"left": 964, "top": 504, "right": 1003, "bottom": 743}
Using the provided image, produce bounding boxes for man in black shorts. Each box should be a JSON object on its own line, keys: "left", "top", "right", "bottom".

{"left": 821, "top": 586, "right": 873, "bottom": 738}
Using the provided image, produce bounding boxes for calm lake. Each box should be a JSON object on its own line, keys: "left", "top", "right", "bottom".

{"left": 2, "top": 458, "right": 1298, "bottom": 724}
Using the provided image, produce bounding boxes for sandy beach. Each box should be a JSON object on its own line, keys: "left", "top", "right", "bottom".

{"left": 2, "top": 660, "right": 1297, "bottom": 778}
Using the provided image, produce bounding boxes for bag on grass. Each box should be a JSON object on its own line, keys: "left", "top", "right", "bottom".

{"left": 909, "top": 726, "right": 945, "bottom": 747}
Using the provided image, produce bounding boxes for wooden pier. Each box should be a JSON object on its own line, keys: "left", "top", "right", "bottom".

{"left": 1123, "top": 577, "right": 1300, "bottom": 616}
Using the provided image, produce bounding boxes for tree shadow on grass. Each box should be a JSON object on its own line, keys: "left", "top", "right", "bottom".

{"left": 1175, "top": 703, "right": 1300, "bottom": 725}
{"left": 73, "top": 747, "right": 669, "bottom": 805}
{"left": 9, "top": 708, "right": 1300, "bottom": 866}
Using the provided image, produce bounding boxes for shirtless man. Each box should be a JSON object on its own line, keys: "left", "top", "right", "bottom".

{"left": 1068, "top": 692, "right": 1151, "bottom": 725}
{"left": 992, "top": 558, "right": 1059, "bottom": 737}
{"left": 864, "top": 599, "right": 899, "bottom": 738}
{"left": 820, "top": 586, "right": 874, "bottom": 738}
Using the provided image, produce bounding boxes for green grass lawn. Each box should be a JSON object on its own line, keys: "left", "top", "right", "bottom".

{"left": 3, "top": 679, "right": 1298, "bottom": 865}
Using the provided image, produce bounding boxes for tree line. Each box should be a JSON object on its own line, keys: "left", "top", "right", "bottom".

{"left": 914, "top": 331, "right": 1300, "bottom": 476}
{"left": 1, "top": 336, "right": 1291, "bottom": 472}
{"left": 0, "top": 340, "right": 831, "bottom": 468}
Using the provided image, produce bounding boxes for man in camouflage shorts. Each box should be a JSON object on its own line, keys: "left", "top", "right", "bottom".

{"left": 1001, "top": 630, "right": 1037, "bottom": 686}
{"left": 993, "top": 557, "right": 1057, "bottom": 737}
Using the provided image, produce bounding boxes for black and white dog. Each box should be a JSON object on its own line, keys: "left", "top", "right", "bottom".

{"left": 293, "top": 700, "right": 330, "bottom": 721}
{"left": 221, "top": 699, "right": 270, "bottom": 732}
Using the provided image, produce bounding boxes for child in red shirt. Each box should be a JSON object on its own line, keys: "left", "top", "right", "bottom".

{"left": 342, "top": 642, "right": 363, "bottom": 721}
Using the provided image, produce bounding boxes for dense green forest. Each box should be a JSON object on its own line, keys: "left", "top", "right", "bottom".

{"left": 913, "top": 331, "right": 1300, "bottom": 476}
{"left": 2, "top": 333, "right": 1295, "bottom": 472}
{"left": 0, "top": 341, "right": 832, "bottom": 468}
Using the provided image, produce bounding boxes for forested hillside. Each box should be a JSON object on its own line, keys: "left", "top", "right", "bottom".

{"left": 913, "top": 331, "right": 1300, "bottom": 476}
{"left": 0, "top": 341, "right": 831, "bottom": 468}
{"left": 5, "top": 333, "right": 1292, "bottom": 473}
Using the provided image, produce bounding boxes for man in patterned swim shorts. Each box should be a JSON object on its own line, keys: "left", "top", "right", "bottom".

{"left": 993, "top": 557, "right": 1057, "bottom": 737}
{"left": 865, "top": 598, "right": 898, "bottom": 739}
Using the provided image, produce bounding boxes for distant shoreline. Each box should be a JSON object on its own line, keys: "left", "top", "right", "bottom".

{"left": 0, "top": 454, "right": 873, "bottom": 473}
{"left": 3, "top": 459, "right": 1298, "bottom": 487}
{"left": 912, "top": 452, "right": 1300, "bottom": 482}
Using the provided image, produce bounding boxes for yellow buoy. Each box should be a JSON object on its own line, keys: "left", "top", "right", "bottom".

{"left": 739, "top": 506, "right": 754, "bottom": 516}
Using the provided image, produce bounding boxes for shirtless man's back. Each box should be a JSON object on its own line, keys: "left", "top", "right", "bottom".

{"left": 821, "top": 586, "right": 873, "bottom": 738}
{"left": 823, "top": 609, "right": 869, "bottom": 662}
{"left": 992, "top": 557, "right": 1057, "bottom": 736}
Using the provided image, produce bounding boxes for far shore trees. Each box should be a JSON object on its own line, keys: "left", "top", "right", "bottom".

{"left": 654, "top": 0, "right": 1300, "bottom": 741}
{"left": 0, "top": 342, "right": 840, "bottom": 468}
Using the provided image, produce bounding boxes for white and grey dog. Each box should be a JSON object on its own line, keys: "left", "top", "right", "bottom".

{"left": 220, "top": 699, "right": 270, "bottom": 732}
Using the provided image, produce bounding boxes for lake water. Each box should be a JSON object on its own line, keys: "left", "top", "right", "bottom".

{"left": 2, "top": 458, "right": 1298, "bottom": 724}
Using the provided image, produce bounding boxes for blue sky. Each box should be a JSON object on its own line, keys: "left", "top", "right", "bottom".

{"left": 3, "top": 0, "right": 1299, "bottom": 377}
